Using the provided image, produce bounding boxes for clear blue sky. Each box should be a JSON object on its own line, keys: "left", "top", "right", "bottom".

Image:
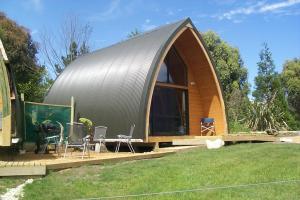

{"left": 1, "top": 0, "right": 300, "bottom": 91}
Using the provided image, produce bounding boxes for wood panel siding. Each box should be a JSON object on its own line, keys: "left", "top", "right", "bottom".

{"left": 174, "top": 28, "right": 227, "bottom": 136}
{"left": 146, "top": 23, "right": 227, "bottom": 141}
{"left": 187, "top": 69, "right": 203, "bottom": 135}
{"left": 145, "top": 27, "right": 188, "bottom": 141}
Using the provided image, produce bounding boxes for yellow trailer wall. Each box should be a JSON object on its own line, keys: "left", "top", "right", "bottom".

{"left": 0, "top": 58, "right": 11, "bottom": 146}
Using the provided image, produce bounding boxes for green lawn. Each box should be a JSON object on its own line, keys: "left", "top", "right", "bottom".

{"left": 0, "top": 177, "right": 26, "bottom": 195}
{"left": 16, "top": 143, "right": 300, "bottom": 199}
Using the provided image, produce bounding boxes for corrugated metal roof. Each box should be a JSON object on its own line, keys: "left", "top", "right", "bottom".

{"left": 44, "top": 18, "right": 192, "bottom": 139}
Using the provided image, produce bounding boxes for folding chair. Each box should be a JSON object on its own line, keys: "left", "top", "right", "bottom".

{"left": 115, "top": 124, "right": 135, "bottom": 153}
{"left": 64, "top": 122, "right": 90, "bottom": 159}
{"left": 89, "top": 126, "right": 107, "bottom": 153}
{"left": 200, "top": 118, "right": 216, "bottom": 136}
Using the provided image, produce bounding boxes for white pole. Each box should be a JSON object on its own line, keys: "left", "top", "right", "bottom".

{"left": 70, "top": 96, "right": 74, "bottom": 125}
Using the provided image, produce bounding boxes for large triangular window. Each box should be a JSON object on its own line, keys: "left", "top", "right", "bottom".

{"left": 150, "top": 46, "right": 189, "bottom": 136}
{"left": 156, "top": 47, "right": 187, "bottom": 86}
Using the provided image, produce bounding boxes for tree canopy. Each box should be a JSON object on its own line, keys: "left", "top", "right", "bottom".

{"left": 202, "top": 31, "right": 250, "bottom": 128}
{"left": 252, "top": 43, "right": 278, "bottom": 102}
{"left": 0, "top": 12, "right": 50, "bottom": 102}
{"left": 251, "top": 43, "right": 299, "bottom": 130}
{"left": 282, "top": 58, "right": 300, "bottom": 116}
{"left": 40, "top": 15, "right": 92, "bottom": 77}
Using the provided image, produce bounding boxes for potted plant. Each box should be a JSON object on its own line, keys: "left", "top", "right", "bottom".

{"left": 79, "top": 117, "right": 93, "bottom": 136}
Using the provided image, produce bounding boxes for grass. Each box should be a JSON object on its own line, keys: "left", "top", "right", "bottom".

{"left": 0, "top": 177, "right": 26, "bottom": 195}
{"left": 12, "top": 143, "right": 300, "bottom": 199}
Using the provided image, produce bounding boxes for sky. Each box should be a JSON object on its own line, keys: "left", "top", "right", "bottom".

{"left": 1, "top": 0, "right": 300, "bottom": 91}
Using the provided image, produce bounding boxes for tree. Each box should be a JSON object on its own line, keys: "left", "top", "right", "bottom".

{"left": 202, "top": 31, "right": 250, "bottom": 128}
{"left": 282, "top": 58, "right": 300, "bottom": 116}
{"left": 252, "top": 43, "right": 277, "bottom": 102}
{"left": 127, "top": 28, "right": 141, "bottom": 38}
{"left": 40, "top": 15, "right": 92, "bottom": 77}
{"left": 202, "top": 31, "right": 249, "bottom": 99}
{"left": 251, "top": 43, "right": 299, "bottom": 130}
{"left": 0, "top": 12, "right": 50, "bottom": 102}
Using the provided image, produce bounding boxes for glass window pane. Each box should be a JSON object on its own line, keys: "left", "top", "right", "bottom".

{"left": 157, "top": 62, "right": 168, "bottom": 83}
{"left": 150, "top": 87, "right": 188, "bottom": 136}
{"left": 156, "top": 47, "right": 187, "bottom": 86}
{"left": 166, "top": 48, "right": 187, "bottom": 85}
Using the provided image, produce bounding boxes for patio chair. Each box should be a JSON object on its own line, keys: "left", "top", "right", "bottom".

{"left": 88, "top": 126, "right": 107, "bottom": 152}
{"left": 43, "top": 121, "right": 64, "bottom": 154}
{"left": 200, "top": 118, "right": 216, "bottom": 136}
{"left": 64, "top": 122, "right": 90, "bottom": 159}
{"left": 115, "top": 124, "right": 135, "bottom": 153}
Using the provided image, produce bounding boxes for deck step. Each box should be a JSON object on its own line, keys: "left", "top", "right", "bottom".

{"left": 172, "top": 137, "right": 222, "bottom": 146}
{"left": 0, "top": 162, "right": 46, "bottom": 176}
{"left": 172, "top": 135, "right": 282, "bottom": 145}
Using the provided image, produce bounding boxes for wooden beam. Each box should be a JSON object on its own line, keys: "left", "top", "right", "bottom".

{"left": 223, "top": 135, "right": 277, "bottom": 142}
{"left": 155, "top": 82, "right": 188, "bottom": 90}
{"left": 0, "top": 165, "right": 46, "bottom": 177}
{"left": 148, "top": 136, "right": 197, "bottom": 143}
{"left": 24, "top": 101, "right": 71, "bottom": 107}
{"left": 46, "top": 152, "right": 175, "bottom": 170}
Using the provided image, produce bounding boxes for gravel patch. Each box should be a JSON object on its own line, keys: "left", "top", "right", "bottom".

{"left": 0, "top": 179, "right": 33, "bottom": 200}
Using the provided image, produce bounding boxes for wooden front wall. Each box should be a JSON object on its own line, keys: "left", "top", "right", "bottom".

{"left": 173, "top": 28, "right": 227, "bottom": 136}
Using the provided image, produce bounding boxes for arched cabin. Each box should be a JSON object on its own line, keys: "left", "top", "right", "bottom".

{"left": 44, "top": 18, "right": 228, "bottom": 144}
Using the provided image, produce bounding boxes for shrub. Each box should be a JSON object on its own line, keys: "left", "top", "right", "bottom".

{"left": 79, "top": 118, "right": 93, "bottom": 135}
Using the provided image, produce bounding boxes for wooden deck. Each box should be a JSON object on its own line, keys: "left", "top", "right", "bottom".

{"left": 0, "top": 161, "right": 46, "bottom": 176}
{"left": 1, "top": 134, "right": 299, "bottom": 177}
{"left": 0, "top": 146, "right": 199, "bottom": 176}
{"left": 172, "top": 134, "right": 300, "bottom": 145}
{"left": 149, "top": 134, "right": 280, "bottom": 145}
{"left": 223, "top": 134, "right": 278, "bottom": 142}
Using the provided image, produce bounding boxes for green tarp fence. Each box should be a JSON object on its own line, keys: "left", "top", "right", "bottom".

{"left": 24, "top": 102, "right": 71, "bottom": 142}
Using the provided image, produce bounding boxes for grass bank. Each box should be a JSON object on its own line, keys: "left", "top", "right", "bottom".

{"left": 18, "top": 143, "right": 300, "bottom": 199}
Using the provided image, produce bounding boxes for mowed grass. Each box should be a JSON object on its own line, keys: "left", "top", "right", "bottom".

{"left": 0, "top": 177, "right": 26, "bottom": 195}
{"left": 21, "top": 143, "right": 300, "bottom": 200}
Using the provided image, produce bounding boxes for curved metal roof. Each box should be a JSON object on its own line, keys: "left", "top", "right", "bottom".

{"left": 44, "top": 18, "right": 198, "bottom": 139}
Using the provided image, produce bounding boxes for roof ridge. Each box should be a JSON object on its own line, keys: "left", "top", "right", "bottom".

{"left": 88, "top": 18, "right": 189, "bottom": 56}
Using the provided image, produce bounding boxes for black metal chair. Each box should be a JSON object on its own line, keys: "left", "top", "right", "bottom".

{"left": 43, "top": 121, "right": 64, "bottom": 154}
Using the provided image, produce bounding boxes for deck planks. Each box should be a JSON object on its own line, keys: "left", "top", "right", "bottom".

{"left": 0, "top": 160, "right": 46, "bottom": 176}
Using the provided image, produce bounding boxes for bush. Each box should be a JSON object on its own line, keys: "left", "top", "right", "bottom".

{"left": 246, "top": 93, "right": 289, "bottom": 131}
{"left": 229, "top": 121, "right": 250, "bottom": 133}
{"left": 79, "top": 118, "right": 93, "bottom": 135}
